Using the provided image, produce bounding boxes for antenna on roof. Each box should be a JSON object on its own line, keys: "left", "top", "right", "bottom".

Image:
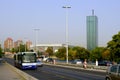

{"left": 92, "top": 9, "right": 94, "bottom": 16}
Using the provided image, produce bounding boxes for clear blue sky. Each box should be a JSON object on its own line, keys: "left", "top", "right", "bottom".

{"left": 0, "top": 0, "right": 120, "bottom": 48}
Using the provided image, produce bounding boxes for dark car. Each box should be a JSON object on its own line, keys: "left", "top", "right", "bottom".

{"left": 105, "top": 64, "right": 120, "bottom": 80}
{"left": 46, "top": 58, "right": 53, "bottom": 63}
{"left": 98, "top": 61, "right": 112, "bottom": 66}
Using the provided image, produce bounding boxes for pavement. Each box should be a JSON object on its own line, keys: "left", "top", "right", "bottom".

{"left": 0, "top": 61, "right": 25, "bottom": 80}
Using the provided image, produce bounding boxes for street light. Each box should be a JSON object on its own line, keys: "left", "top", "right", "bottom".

{"left": 34, "top": 29, "right": 39, "bottom": 52}
{"left": 63, "top": 6, "right": 71, "bottom": 64}
{"left": 24, "top": 37, "right": 27, "bottom": 52}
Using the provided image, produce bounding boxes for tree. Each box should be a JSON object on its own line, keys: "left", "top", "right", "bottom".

{"left": 55, "top": 46, "right": 90, "bottom": 60}
{"left": 90, "top": 47, "right": 106, "bottom": 61}
{"left": 0, "top": 46, "right": 2, "bottom": 58}
{"left": 55, "top": 47, "right": 66, "bottom": 60}
{"left": 72, "top": 46, "right": 90, "bottom": 60}
{"left": 68, "top": 48, "right": 76, "bottom": 60}
{"left": 46, "top": 47, "right": 53, "bottom": 57}
{"left": 102, "top": 49, "right": 110, "bottom": 60}
{"left": 107, "top": 32, "right": 120, "bottom": 62}
{"left": 11, "top": 48, "right": 15, "bottom": 53}
{"left": 15, "top": 44, "right": 27, "bottom": 52}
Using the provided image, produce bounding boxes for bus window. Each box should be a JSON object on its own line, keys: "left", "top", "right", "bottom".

{"left": 22, "top": 53, "right": 36, "bottom": 63}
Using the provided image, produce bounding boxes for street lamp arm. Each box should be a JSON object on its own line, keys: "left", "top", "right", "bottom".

{"left": 62, "top": 6, "right": 71, "bottom": 8}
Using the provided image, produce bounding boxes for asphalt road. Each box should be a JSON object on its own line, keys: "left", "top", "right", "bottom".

{"left": 5, "top": 58, "right": 106, "bottom": 80}
{"left": 25, "top": 65, "right": 105, "bottom": 80}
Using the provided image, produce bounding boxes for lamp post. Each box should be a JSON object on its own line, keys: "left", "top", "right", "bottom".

{"left": 24, "top": 37, "right": 27, "bottom": 52}
{"left": 63, "top": 6, "right": 71, "bottom": 64}
{"left": 34, "top": 29, "right": 39, "bottom": 52}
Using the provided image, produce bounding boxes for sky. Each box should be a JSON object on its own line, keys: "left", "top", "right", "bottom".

{"left": 0, "top": 0, "right": 120, "bottom": 48}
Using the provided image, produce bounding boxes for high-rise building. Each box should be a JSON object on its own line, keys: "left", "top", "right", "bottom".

{"left": 4, "top": 37, "right": 14, "bottom": 51}
{"left": 86, "top": 10, "right": 98, "bottom": 50}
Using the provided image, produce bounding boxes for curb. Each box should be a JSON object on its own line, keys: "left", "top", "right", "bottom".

{"left": 6, "top": 62, "right": 38, "bottom": 80}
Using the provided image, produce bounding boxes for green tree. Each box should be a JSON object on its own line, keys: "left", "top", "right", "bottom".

{"left": 68, "top": 48, "right": 76, "bottom": 60}
{"left": 0, "top": 46, "right": 2, "bottom": 58}
{"left": 15, "top": 44, "right": 26, "bottom": 52}
{"left": 37, "top": 51, "right": 43, "bottom": 57}
{"left": 72, "top": 46, "right": 90, "bottom": 60}
{"left": 107, "top": 32, "right": 120, "bottom": 62}
{"left": 11, "top": 48, "right": 15, "bottom": 53}
{"left": 46, "top": 47, "right": 53, "bottom": 57}
{"left": 90, "top": 47, "right": 106, "bottom": 61}
{"left": 102, "top": 49, "right": 110, "bottom": 60}
{"left": 55, "top": 47, "right": 66, "bottom": 60}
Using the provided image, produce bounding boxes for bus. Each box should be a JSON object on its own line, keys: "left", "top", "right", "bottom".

{"left": 14, "top": 52, "right": 37, "bottom": 69}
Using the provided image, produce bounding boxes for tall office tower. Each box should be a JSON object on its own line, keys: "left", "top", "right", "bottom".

{"left": 86, "top": 10, "right": 98, "bottom": 50}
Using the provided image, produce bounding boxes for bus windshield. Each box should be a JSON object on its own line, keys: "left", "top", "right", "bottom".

{"left": 22, "top": 53, "right": 36, "bottom": 63}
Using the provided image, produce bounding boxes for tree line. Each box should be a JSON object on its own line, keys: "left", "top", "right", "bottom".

{"left": 55, "top": 32, "right": 120, "bottom": 63}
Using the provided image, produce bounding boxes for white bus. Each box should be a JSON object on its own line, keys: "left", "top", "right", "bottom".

{"left": 14, "top": 52, "right": 37, "bottom": 69}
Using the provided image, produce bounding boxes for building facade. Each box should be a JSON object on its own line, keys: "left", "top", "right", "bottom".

{"left": 14, "top": 40, "right": 23, "bottom": 48}
{"left": 86, "top": 10, "right": 98, "bottom": 50}
{"left": 26, "top": 40, "right": 32, "bottom": 50}
{"left": 4, "top": 37, "right": 14, "bottom": 51}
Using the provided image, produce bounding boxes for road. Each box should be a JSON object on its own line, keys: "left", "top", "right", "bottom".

{"left": 5, "top": 58, "right": 106, "bottom": 80}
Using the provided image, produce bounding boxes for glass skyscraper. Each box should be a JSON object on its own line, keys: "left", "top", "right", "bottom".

{"left": 86, "top": 10, "right": 98, "bottom": 50}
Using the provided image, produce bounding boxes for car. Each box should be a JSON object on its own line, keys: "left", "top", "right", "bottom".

{"left": 98, "top": 61, "right": 112, "bottom": 66}
{"left": 105, "top": 64, "right": 120, "bottom": 80}
{"left": 36, "top": 59, "right": 43, "bottom": 67}
{"left": 46, "top": 58, "right": 54, "bottom": 63}
{"left": 72, "top": 59, "right": 83, "bottom": 64}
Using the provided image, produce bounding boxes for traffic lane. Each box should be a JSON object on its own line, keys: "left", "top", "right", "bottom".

{"left": 44, "top": 63, "right": 106, "bottom": 76}
{"left": 40, "top": 65, "right": 105, "bottom": 80}
{"left": 24, "top": 67, "right": 72, "bottom": 80}
{"left": 5, "top": 58, "right": 106, "bottom": 80}
{"left": 25, "top": 65, "right": 105, "bottom": 80}
{"left": 44, "top": 65, "right": 105, "bottom": 79}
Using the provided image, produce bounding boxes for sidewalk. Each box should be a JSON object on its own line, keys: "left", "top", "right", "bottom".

{"left": 0, "top": 62, "right": 25, "bottom": 80}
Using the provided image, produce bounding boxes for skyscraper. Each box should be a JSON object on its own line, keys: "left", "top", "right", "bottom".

{"left": 86, "top": 10, "right": 98, "bottom": 50}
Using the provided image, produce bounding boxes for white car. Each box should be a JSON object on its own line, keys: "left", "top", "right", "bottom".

{"left": 72, "top": 59, "right": 83, "bottom": 64}
{"left": 36, "top": 60, "right": 43, "bottom": 67}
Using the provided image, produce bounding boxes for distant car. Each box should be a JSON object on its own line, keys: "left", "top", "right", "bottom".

{"left": 46, "top": 58, "right": 53, "bottom": 63}
{"left": 98, "top": 61, "right": 112, "bottom": 66}
{"left": 36, "top": 60, "right": 43, "bottom": 67}
{"left": 72, "top": 59, "right": 83, "bottom": 64}
{"left": 105, "top": 64, "right": 120, "bottom": 80}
